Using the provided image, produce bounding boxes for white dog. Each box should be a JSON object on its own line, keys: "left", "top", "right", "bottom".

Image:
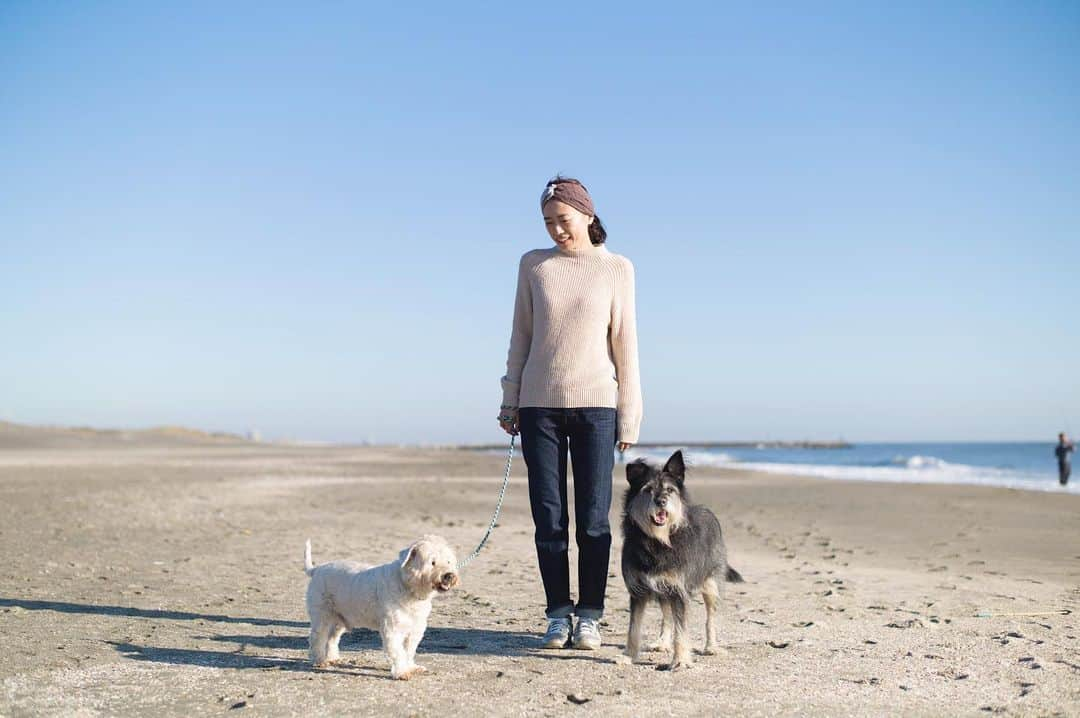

{"left": 303, "top": 535, "right": 459, "bottom": 680}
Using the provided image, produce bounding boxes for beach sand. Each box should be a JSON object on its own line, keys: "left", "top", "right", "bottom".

{"left": 1, "top": 427, "right": 1077, "bottom": 717}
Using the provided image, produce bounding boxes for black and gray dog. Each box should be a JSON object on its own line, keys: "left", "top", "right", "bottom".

{"left": 620, "top": 450, "right": 743, "bottom": 670}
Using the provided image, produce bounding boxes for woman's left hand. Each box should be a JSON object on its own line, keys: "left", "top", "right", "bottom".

{"left": 617, "top": 442, "right": 633, "bottom": 452}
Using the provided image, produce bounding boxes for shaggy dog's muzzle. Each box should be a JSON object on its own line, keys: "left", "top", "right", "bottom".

{"left": 652, "top": 498, "right": 670, "bottom": 526}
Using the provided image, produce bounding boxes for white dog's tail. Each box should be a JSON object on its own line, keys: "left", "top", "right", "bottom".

{"left": 304, "top": 539, "right": 315, "bottom": 576}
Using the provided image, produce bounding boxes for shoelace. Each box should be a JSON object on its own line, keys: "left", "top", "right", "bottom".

{"left": 545, "top": 619, "right": 571, "bottom": 637}
{"left": 575, "top": 619, "right": 599, "bottom": 637}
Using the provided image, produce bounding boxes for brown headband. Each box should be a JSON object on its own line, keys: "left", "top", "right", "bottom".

{"left": 540, "top": 180, "right": 595, "bottom": 217}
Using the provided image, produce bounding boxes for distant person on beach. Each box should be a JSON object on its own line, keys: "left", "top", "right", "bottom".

{"left": 497, "top": 176, "right": 642, "bottom": 651}
{"left": 1056, "top": 433, "right": 1074, "bottom": 486}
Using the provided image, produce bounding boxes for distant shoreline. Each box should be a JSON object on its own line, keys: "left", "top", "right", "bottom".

{"left": 461, "top": 439, "right": 852, "bottom": 451}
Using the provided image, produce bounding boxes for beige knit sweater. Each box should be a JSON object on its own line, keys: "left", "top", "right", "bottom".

{"left": 501, "top": 243, "right": 643, "bottom": 443}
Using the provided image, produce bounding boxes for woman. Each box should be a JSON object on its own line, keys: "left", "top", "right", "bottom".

{"left": 498, "top": 176, "right": 642, "bottom": 650}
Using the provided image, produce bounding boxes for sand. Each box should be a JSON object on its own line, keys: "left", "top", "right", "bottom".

{"left": 0, "top": 427, "right": 1077, "bottom": 717}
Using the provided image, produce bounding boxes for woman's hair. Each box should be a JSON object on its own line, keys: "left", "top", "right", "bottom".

{"left": 588, "top": 215, "right": 608, "bottom": 245}
{"left": 546, "top": 175, "right": 607, "bottom": 245}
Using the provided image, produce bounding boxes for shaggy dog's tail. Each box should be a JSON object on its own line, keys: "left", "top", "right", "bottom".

{"left": 726, "top": 566, "right": 745, "bottom": 583}
{"left": 304, "top": 539, "right": 315, "bottom": 576}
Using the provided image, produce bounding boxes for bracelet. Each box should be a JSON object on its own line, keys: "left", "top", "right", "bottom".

{"left": 500, "top": 405, "right": 518, "bottom": 410}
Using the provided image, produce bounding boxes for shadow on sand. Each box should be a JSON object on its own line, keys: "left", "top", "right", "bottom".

{"left": 109, "top": 626, "right": 613, "bottom": 676}
{"left": 206, "top": 627, "right": 614, "bottom": 665}
{"left": 206, "top": 626, "right": 538, "bottom": 656}
{"left": 0, "top": 597, "right": 308, "bottom": 628}
{"left": 105, "top": 641, "right": 383, "bottom": 678}
{"left": 5, "top": 597, "right": 614, "bottom": 670}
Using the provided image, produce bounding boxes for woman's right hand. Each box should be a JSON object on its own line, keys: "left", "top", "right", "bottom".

{"left": 497, "top": 406, "right": 519, "bottom": 436}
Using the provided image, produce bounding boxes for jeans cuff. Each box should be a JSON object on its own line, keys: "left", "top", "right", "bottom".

{"left": 545, "top": 603, "right": 574, "bottom": 619}
{"left": 575, "top": 605, "right": 603, "bottom": 620}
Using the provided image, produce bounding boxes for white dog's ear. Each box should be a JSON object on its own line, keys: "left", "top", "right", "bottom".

{"left": 400, "top": 541, "right": 423, "bottom": 567}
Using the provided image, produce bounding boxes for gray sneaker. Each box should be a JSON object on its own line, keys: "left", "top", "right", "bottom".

{"left": 541, "top": 617, "right": 572, "bottom": 649}
{"left": 572, "top": 617, "right": 601, "bottom": 650}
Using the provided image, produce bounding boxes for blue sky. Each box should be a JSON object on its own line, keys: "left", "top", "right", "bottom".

{"left": 2, "top": 2, "right": 1078, "bottom": 444}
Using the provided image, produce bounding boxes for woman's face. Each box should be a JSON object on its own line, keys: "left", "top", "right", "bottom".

{"left": 543, "top": 200, "right": 594, "bottom": 252}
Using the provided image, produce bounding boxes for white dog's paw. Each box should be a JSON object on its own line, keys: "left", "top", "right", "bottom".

{"left": 393, "top": 665, "right": 428, "bottom": 680}
{"left": 644, "top": 641, "right": 672, "bottom": 653}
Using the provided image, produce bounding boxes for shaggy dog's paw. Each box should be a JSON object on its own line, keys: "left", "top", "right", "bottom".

{"left": 615, "top": 652, "right": 650, "bottom": 666}
{"left": 698, "top": 645, "right": 725, "bottom": 656}
{"left": 657, "top": 660, "right": 693, "bottom": 672}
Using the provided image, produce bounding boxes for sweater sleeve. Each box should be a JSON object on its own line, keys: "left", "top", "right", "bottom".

{"left": 610, "top": 258, "right": 642, "bottom": 443}
{"left": 500, "top": 254, "right": 534, "bottom": 407}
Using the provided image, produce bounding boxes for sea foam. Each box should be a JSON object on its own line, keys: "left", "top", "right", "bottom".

{"left": 621, "top": 447, "right": 1077, "bottom": 495}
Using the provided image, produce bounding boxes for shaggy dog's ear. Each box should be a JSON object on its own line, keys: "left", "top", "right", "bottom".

{"left": 626, "top": 459, "right": 651, "bottom": 490}
{"left": 663, "top": 450, "right": 686, "bottom": 484}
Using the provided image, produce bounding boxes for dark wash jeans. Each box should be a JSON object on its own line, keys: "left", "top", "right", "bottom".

{"left": 518, "top": 407, "right": 617, "bottom": 620}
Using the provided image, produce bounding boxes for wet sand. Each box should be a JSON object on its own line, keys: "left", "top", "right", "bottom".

{"left": 1, "top": 428, "right": 1078, "bottom": 716}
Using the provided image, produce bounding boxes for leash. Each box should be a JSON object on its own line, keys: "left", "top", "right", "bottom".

{"left": 457, "top": 435, "right": 515, "bottom": 570}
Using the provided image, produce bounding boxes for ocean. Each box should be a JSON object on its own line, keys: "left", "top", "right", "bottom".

{"left": 622, "top": 442, "right": 1077, "bottom": 494}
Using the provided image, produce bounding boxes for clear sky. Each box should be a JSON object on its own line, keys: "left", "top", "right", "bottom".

{"left": 2, "top": 2, "right": 1078, "bottom": 444}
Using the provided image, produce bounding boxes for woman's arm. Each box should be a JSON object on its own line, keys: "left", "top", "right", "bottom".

{"left": 500, "top": 254, "right": 534, "bottom": 410}
{"left": 610, "top": 258, "right": 642, "bottom": 445}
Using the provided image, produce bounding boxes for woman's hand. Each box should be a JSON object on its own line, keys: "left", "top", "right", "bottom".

{"left": 497, "top": 406, "right": 519, "bottom": 436}
{"left": 617, "top": 441, "right": 633, "bottom": 452}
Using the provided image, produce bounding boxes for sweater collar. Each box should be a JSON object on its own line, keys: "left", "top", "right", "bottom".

{"left": 555, "top": 242, "right": 608, "bottom": 257}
